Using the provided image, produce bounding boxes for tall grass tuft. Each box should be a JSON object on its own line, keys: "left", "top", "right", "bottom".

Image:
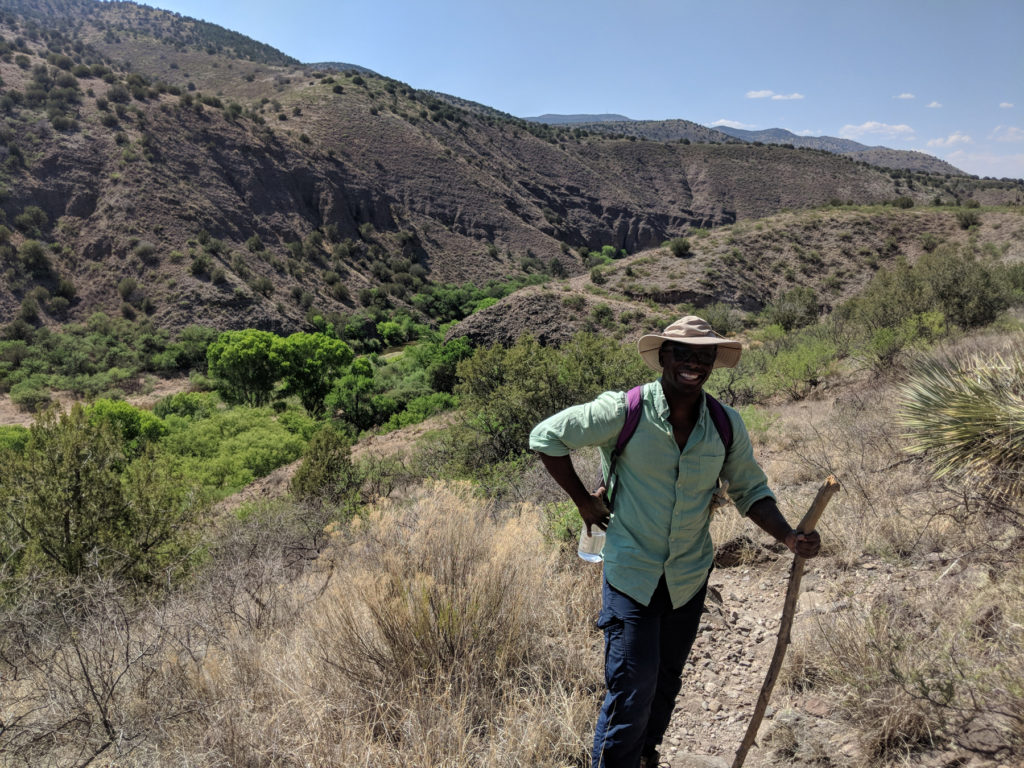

{"left": 899, "top": 351, "right": 1024, "bottom": 507}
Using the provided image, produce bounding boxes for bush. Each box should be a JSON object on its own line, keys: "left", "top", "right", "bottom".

{"left": 380, "top": 392, "right": 458, "bottom": 433}
{"left": 667, "top": 237, "right": 692, "bottom": 258}
{"left": 9, "top": 375, "right": 51, "bottom": 412}
{"left": 290, "top": 425, "right": 361, "bottom": 515}
{"left": 86, "top": 398, "right": 167, "bottom": 455}
{"left": 900, "top": 352, "right": 1024, "bottom": 507}
{"left": 764, "top": 286, "right": 818, "bottom": 331}
{"left": 444, "top": 332, "right": 649, "bottom": 475}
{"left": 153, "top": 391, "right": 219, "bottom": 420}
{"left": 0, "top": 405, "right": 204, "bottom": 586}
{"left": 956, "top": 210, "right": 980, "bottom": 229}
{"left": 160, "top": 406, "right": 307, "bottom": 496}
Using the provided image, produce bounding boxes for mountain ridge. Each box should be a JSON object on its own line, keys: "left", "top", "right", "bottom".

{"left": 0, "top": 0, "right": 1019, "bottom": 338}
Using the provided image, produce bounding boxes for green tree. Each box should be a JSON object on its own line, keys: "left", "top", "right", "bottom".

{"left": 0, "top": 406, "right": 203, "bottom": 587}
{"left": 278, "top": 332, "right": 353, "bottom": 417}
{"left": 87, "top": 398, "right": 167, "bottom": 455}
{"left": 326, "top": 357, "right": 380, "bottom": 430}
{"left": 290, "top": 425, "right": 362, "bottom": 515}
{"left": 206, "top": 329, "right": 283, "bottom": 406}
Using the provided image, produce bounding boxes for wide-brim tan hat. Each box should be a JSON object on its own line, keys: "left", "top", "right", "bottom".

{"left": 637, "top": 315, "right": 742, "bottom": 371}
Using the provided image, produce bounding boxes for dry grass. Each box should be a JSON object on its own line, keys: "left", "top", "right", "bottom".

{"left": 1, "top": 483, "right": 605, "bottom": 767}
{"left": 767, "top": 339, "right": 1024, "bottom": 764}
{"left": 810, "top": 562, "right": 1024, "bottom": 762}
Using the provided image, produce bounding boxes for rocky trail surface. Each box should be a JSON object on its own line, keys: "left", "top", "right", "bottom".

{"left": 656, "top": 545, "right": 1021, "bottom": 768}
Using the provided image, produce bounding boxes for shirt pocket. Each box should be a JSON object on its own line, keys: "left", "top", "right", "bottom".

{"left": 688, "top": 449, "right": 725, "bottom": 492}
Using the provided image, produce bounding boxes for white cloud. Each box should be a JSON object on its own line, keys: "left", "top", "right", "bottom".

{"left": 839, "top": 121, "right": 915, "bottom": 141}
{"left": 712, "top": 119, "right": 757, "bottom": 130}
{"left": 927, "top": 101, "right": 942, "bottom": 108}
{"left": 746, "top": 90, "right": 804, "bottom": 101}
{"left": 896, "top": 93, "right": 915, "bottom": 100}
{"left": 991, "top": 125, "right": 1024, "bottom": 143}
{"left": 945, "top": 149, "right": 1024, "bottom": 179}
{"left": 926, "top": 131, "right": 972, "bottom": 148}
{"left": 794, "top": 129, "right": 819, "bottom": 136}
{"left": 1000, "top": 102, "right": 1015, "bottom": 108}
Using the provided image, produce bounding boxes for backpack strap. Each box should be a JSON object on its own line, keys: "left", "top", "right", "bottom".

{"left": 599, "top": 384, "right": 644, "bottom": 507}
{"left": 615, "top": 385, "right": 645, "bottom": 454}
{"left": 704, "top": 392, "right": 733, "bottom": 455}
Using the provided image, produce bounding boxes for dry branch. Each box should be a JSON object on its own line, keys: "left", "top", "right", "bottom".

{"left": 732, "top": 475, "right": 841, "bottom": 768}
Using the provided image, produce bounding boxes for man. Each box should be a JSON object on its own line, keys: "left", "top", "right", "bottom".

{"left": 529, "top": 316, "right": 821, "bottom": 768}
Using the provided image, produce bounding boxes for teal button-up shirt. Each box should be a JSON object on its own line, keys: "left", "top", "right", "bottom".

{"left": 529, "top": 379, "right": 775, "bottom": 608}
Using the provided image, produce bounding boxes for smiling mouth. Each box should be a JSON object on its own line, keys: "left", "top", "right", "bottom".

{"left": 676, "top": 369, "right": 705, "bottom": 383}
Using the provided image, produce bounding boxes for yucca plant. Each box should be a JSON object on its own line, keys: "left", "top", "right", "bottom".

{"left": 899, "top": 351, "right": 1024, "bottom": 506}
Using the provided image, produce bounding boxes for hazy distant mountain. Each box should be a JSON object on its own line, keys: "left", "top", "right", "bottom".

{"left": 714, "top": 126, "right": 868, "bottom": 153}
{"left": 714, "top": 126, "right": 966, "bottom": 175}
{"left": 524, "top": 113, "right": 633, "bottom": 124}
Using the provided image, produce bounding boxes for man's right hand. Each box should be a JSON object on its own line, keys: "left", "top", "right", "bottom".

{"left": 579, "top": 492, "right": 611, "bottom": 535}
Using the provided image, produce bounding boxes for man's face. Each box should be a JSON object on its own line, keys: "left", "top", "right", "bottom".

{"left": 659, "top": 341, "right": 717, "bottom": 395}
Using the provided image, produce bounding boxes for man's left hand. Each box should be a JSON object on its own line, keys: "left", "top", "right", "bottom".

{"left": 784, "top": 530, "right": 821, "bottom": 558}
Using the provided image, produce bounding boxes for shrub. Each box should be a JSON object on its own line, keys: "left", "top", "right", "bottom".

{"left": 445, "top": 332, "right": 649, "bottom": 475}
{"left": 667, "top": 237, "right": 692, "bottom": 258}
{"left": 153, "top": 391, "right": 219, "bottom": 420}
{"left": 190, "top": 252, "right": 212, "bottom": 277}
{"left": 9, "top": 375, "right": 51, "bottom": 412}
{"left": 86, "top": 399, "right": 167, "bottom": 455}
{"left": 13, "top": 207, "right": 48, "bottom": 238}
{"left": 956, "top": 210, "right": 980, "bottom": 229}
{"left": 160, "top": 406, "right": 306, "bottom": 496}
{"left": 764, "top": 286, "right": 818, "bottom": 331}
{"left": 380, "top": 392, "right": 458, "bottom": 433}
{"left": 900, "top": 352, "right": 1024, "bottom": 507}
{"left": 117, "top": 276, "right": 138, "bottom": 301}
{"left": 289, "top": 425, "right": 361, "bottom": 514}
{"left": 0, "top": 405, "right": 204, "bottom": 585}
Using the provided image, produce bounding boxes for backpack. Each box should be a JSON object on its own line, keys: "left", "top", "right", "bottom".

{"left": 600, "top": 385, "right": 734, "bottom": 509}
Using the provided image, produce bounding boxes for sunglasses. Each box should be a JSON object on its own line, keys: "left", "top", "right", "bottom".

{"left": 662, "top": 344, "right": 718, "bottom": 366}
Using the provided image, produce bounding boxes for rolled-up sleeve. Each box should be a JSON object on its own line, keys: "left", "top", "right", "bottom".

{"left": 720, "top": 407, "right": 776, "bottom": 515}
{"left": 529, "top": 391, "right": 626, "bottom": 457}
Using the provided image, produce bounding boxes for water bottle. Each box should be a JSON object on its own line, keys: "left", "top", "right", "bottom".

{"left": 577, "top": 526, "right": 606, "bottom": 562}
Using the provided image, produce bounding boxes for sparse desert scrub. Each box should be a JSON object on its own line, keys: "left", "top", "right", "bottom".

{"left": 777, "top": 340, "right": 1024, "bottom": 764}
{"left": 1, "top": 482, "right": 605, "bottom": 767}
{"left": 811, "top": 563, "right": 1024, "bottom": 762}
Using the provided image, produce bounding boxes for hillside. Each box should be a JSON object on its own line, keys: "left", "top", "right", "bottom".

{"left": 447, "top": 207, "right": 1024, "bottom": 348}
{"left": 0, "top": 0, "right": 1022, "bottom": 338}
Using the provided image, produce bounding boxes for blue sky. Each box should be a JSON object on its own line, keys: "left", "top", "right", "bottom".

{"left": 141, "top": 0, "right": 1023, "bottom": 179}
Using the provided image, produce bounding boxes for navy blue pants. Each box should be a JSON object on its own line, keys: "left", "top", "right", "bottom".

{"left": 592, "top": 573, "right": 709, "bottom": 768}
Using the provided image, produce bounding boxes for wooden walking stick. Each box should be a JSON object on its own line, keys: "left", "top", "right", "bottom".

{"left": 732, "top": 475, "right": 841, "bottom": 768}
